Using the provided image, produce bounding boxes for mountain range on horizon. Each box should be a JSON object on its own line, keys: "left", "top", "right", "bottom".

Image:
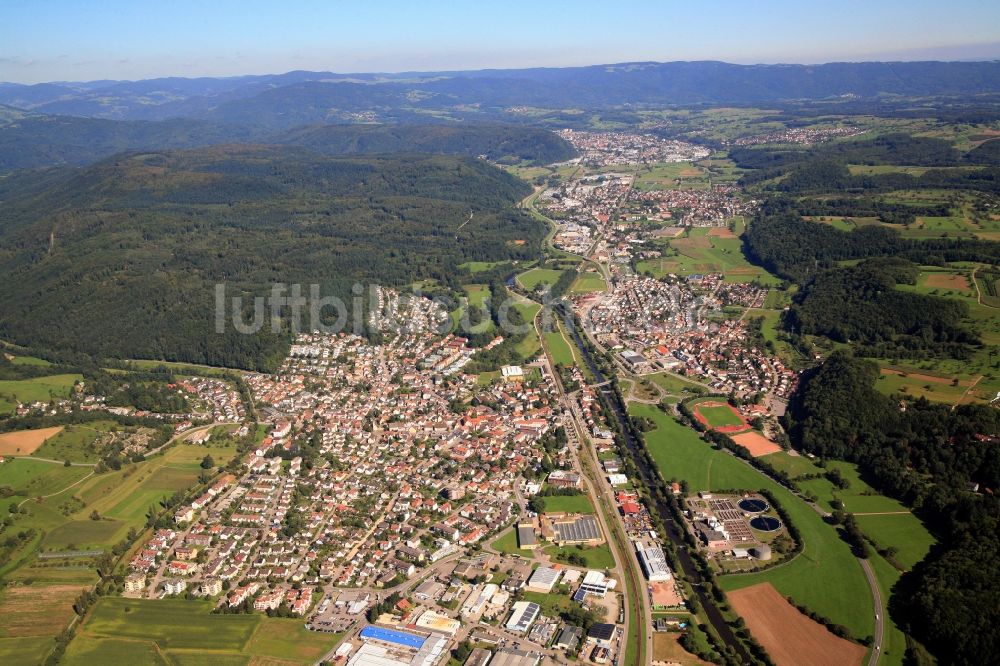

{"left": 2, "top": 59, "right": 999, "bottom": 125}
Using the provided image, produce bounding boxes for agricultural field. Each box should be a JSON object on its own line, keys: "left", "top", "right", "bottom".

{"left": 32, "top": 420, "right": 122, "bottom": 462}
{"left": 854, "top": 513, "right": 935, "bottom": 571}
{"left": 652, "top": 633, "right": 711, "bottom": 666}
{"left": 65, "top": 616, "right": 342, "bottom": 666}
{"left": 453, "top": 283, "right": 495, "bottom": 334}
{"left": 744, "top": 308, "right": 800, "bottom": 366}
{"left": 72, "top": 598, "right": 249, "bottom": 649}
{"left": 0, "top": 425, "right": 65, "bottom": 455}
{"left": 511, "top": 301, "right": 542, "bottom": 360}
{"left": 0, "top": 457, "right": 93, "bottom": 501}
{"left": 42, "top": 518, "right": 128, "bottom": 550}
{"left": 543, "top": 326, "right": 576, "bottom": 367}
{"left": 0, "top": 582, "right": 82, "bottom": 665}
{"left": 633, "top": 162, "right": 711, "bottom": 191}
{"left": 874, "top": 367, "right": 973, "bottom": 405}
{"left": 1, "top": 438, "right": 240, "bottom": 587}
{"left": 765, "top": 451, "right": 823, "bottom": 479}
{"left": 569, "top": 271, "right": 607, "bottom": 294}
{"left": 872, "top": 273, "right": 1000, "bottom": 404}
{"left": 727, "top": 582, "right": 867, "bottom": 666}
{"left": 631, "top": 404, "right": 876, "bottom": 639}
{"left": 792, "top": 460, "right": 936, "bottom": 573}
{"left": 5, "top": 354, "right": 53, "bottom": 367}
{"left": 517, "top": 267, "right": 566, "bottom": 291}
{"left": 459, "top": 260, "right": 505, "bottom": 274}
{"left": 637, "top": 228, "right": 781, "bottom": 285}
{"left": 0, "top": 373, "right": 82, "bottom": 407}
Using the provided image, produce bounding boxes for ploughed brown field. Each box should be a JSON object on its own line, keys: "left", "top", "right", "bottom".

{"left": 727, "top": 582, "right": 866, "bottom": 666}
{"left": 924, "top": 273, "right": 970, "bottom": 291}
{"left": 0, "top": 426, "right": 64, "bottom": 455}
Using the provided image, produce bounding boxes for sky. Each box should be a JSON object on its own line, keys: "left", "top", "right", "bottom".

{"left": 1, "top": 0, "right": 999, "bottom": 83}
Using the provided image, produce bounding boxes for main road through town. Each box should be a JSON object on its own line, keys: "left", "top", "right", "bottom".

{"left": 562, "top": 314, "right": 753, "bottom": 663}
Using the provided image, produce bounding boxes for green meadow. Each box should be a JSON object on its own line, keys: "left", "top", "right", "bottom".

{"left": 630, "top": 403, "right": 876, "bottom": 639}
{"left": 517, "top": 267, "right": 566, "bottom": 291}
{"left": 0, "top": 374, "right": 82, "bottom": 407}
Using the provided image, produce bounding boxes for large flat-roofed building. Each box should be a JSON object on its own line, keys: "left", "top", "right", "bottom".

{"left": 488, "top": 648, "right": 540, "bottom": 666}
{"left": 550, "top": 514, "right": 602, "bottom": 545}
{"left": 414, "top": 609, "right": 461, "bottom": 637}
{"left": 525, "top": 566, "right": 561, "bottom": 593}
{"left": 505, "top": 601, "right": 540, "bottom": 634}
{"left": 636, "top": 543, "right": 673, "bottom": 582}
{"left": 465, "top": 648, "right": 492, "bottom": 666}
{"left": 516, "top": 524, "right": 537, "bottom": 549}
{"left": 349, "top": 626, "right": 447, "bottom": 666}
{"left": 579, "top": 570, "right": 612, "bottom": 597}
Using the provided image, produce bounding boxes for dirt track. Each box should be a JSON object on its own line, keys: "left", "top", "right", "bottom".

{"left": 731, "top": 431, "right": 782, "bottom": 457}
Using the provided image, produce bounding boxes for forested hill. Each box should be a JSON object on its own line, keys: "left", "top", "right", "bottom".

{"left": 785, "top": 352, "right": 1000, "bottom": 663}
{"left": 0, "top": 146, "right": 540, "bottom": 370}
{"left": 0, "top": 114, "right": 574, "bottom": 173}
{"left": 743, "top": 212, "right": 1000, "bottom": 283}
{"left": 277, "top": 123, "right": 576, "bottom": 165}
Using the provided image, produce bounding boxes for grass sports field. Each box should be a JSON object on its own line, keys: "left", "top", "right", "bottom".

{"left": 689, "top": 399, "right": 749, "bottom": 432}
{"left": 630, "top": 404, "right": 876, "bottom": 639}
{"left": 537, "top": 492, "right": 595, "bottom": 514}
{"left": 66, "top": 597, "right": 342, "bottom": 665}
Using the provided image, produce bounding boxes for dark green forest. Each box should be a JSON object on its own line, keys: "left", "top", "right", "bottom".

{"left": 743, "top": 211, "right": 1000, "bottom": 283}
{"left": 785, "top": 352, "right": 1000, "bottom": 664}
{"left": 0, "top": 146, "right": 542, "bottom": 370}
{"left": 277, "top": 123, "right": 576, "bottom": 166}
{"left": 787, "top": 260, "right": 977, "bottom": 359}
{"left": 0, "top": 115, "right": 575, "bottom": 173}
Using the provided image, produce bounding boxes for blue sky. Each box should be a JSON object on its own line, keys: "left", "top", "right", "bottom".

{"left": 1, "top": 0, "right": 999, "bottom": 83}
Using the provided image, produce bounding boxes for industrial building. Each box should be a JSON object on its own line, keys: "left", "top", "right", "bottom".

{"left": 347, "top": 626, "right": 448, "bottom": 666}
{"left": 636, "top": 543, "right": 673, "bottom": 582}
{"left": 506, "top": 601, "right": 541, "bottom": 634}
{"left": 549, "top": 514, "right": 602, "bottom": 545}
{"left": 525, "top": 566, "right": 561, "bottom": 593}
